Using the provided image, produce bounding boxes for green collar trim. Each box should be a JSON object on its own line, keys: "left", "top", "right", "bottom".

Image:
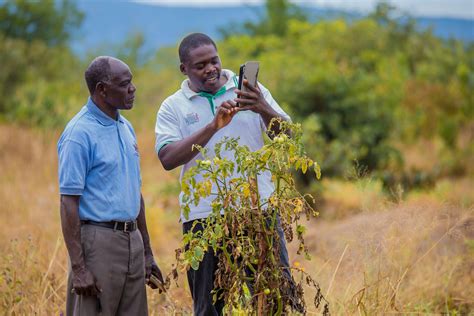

{"left": 198, "top": 86, "right": 227, "bottom": 116}
{"left": 198, "top": 86, "right": 227, "bottom": 99}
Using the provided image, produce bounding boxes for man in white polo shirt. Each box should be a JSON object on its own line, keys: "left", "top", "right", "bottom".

{"left": 155, "top": 33, "right": 293, "bottom": 315}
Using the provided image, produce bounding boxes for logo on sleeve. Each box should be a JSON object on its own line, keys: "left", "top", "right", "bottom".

{"left": 184, "top": 112, "right": 200, "bottom": 125}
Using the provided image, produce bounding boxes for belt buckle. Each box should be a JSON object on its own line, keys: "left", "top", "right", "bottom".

{"left": 124, "top": 221, "right": 131, "bottom": 232}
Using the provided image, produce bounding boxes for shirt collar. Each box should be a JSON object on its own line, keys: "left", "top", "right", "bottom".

{"left": 181, "top": 69, "right": 238, "bottom": 100}
{"left": 86, "top": 97, "right": 122, "bottom": 126}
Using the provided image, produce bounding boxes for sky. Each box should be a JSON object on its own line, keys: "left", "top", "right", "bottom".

{"left": 135, "top": 0, "right": 474, "bottom": 19}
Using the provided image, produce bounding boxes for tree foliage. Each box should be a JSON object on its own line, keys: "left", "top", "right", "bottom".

{"left": 1, "top": 0, "right": 472, "bottom": 182}
{"left": 0, "top": 0, "right": 83, "bottom": 46}
{"left": 219, "top": 0, "right": 306, "bottom": 38}
{"left": 0, "top": 0, "right": 84, "bottom": 125}
{"left": 218, "top": 3, "right": 473, "bottom": 180}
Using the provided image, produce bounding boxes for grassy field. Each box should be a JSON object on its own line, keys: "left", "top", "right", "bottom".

{"left": 0, "top": 124, "right": 472, "bottom": 315}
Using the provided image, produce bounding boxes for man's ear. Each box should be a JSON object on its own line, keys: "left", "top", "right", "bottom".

{"left": 96, "top": 82, "right": 106, "bottom": 97}
{"left": 179, "top": 63, "right": 187, "bottom": 75}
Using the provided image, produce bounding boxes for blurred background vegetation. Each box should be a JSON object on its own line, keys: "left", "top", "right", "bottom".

{"left": 0, "top": 0, "right": 472, "bottom": 314}
{"left": 1, "top": 0, "right": 472, "bottom": 192}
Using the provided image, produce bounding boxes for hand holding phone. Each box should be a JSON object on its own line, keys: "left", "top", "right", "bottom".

{"left": 237, "top": 61, "right": 259, "bottom": 107}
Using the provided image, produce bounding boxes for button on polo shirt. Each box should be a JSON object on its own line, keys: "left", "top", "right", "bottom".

{"left": 58, "top": 98, "right": 141, "bottom": 222}
{"left": 155, "top": 69, "right": 291, "bottom": 222}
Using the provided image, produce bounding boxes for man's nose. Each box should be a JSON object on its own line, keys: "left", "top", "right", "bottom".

{"left": 205, "top": 63, "right": 215, "bottom": 73}
{"left": 129, "top": 82, "right": 136, "bottom": 93}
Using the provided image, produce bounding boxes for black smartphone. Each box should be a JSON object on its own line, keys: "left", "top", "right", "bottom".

{"left": 237, "top": 64, "right": 245, "bottom": 91}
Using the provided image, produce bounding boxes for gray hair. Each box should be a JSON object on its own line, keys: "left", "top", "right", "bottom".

{"left": 84, "top": 56, "right": 113, "bottom": 94}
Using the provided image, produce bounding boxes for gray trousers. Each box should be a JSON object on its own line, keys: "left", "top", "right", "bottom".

{"left": 66, "top": 225, "right": 147, "bottom": 316}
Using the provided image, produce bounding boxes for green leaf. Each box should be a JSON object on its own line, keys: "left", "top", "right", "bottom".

{"left": 183, "top": 205, "right": 191, "bottom": 220}
{"left": 295, "top": 159, "right": 301, "bottom": 170}
{"left": 314, "top": 163, "right": 321, "bottom": 179}
{"left": 190, "top": 257, "right": 199, "bottom": 270}
{"left": 296, "top": 224, "right": 306, "bottom": 235}
{"left": 301, "top": 160, "right": 308, "bottom": 174}
{"left": 194, "top": 246, "right": 204, "bottom": 261}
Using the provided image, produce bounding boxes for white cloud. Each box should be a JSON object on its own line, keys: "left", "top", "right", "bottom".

{"left": 135, "top": 0, "right": 474, "bottom": 19}
{"left": 135, "top": 0, "right": 261, "bottom": 6}
{"left": 305, "top": 0, "right": 474, "bottom": 19}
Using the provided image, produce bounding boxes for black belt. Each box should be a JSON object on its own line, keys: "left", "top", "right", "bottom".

{"left": 81, "top": 220, "right": 138, "bottom": 232}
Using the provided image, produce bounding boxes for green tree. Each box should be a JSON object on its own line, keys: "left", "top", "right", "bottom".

{"left": 218, "top": 3, "right": 473, "bottom": 182}
{"left": 0, "top": 0, "right": 83, "bottom": 46}
{"left": 220, "top": 0, "right": 306, "bottom": 38}
{"left": 0, "top": 0, "right": 84, "bottom": 124}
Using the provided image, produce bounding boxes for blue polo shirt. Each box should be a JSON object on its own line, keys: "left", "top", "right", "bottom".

{"left": 58, "top": 98, "right": 141, "bottom": 222}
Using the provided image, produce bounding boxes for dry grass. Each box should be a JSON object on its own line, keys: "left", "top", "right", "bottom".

{"left": 0, "top": 124, "right": 472, "bottom": 315}
{"left": 295, "top": 200, "right": 473, "bottom": 314}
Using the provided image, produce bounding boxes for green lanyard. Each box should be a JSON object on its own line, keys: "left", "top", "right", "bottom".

{"left": 198, "top": 86, "right": 227, "bottom": 115}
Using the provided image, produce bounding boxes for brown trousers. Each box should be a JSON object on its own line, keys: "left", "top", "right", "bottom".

{"left": 66, "top": 224, "right": 147, "bottom": 316}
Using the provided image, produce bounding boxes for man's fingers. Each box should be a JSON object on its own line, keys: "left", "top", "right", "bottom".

{"left": 226, "top": 100, "right": 237, "bottom": 108}
{"left": 73, "top": 282, "right": 99, "bottom": 296}
{"left": 218, "top": 102, "right": 238, "bottom": 115}
{"left": 220, "top": 102, "right": 234, "bottom": 110}
{"left": 234, "top": 98, "right": 255, "bottom": 106}
{"left": 235, "top": 89, "right": 255, "bottom": 99}
{"left": 243, "top": 79, "right": 260, "bottom": 92}
{"left": 151, "top": 265, "right": 165, "bottom": 282}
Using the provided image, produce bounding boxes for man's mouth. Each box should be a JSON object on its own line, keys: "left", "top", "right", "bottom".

{"left": 205, "top": 73, "right": 219, "bottom": 83}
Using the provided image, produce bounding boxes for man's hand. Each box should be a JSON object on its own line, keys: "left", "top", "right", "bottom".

{"left": 145, "top": 254, "right": 165, "bottom": 291}
{"left": 235, "top": 79, "right": 287, "bottom": 135}
{"left": 211, "top": 100, "right": 238, "bottom": 131}
{"left": 234, "top": 79, "right": 271, "bottom": 115}
{"left": 72, "top": 266, "right": 102, "bottom": 296}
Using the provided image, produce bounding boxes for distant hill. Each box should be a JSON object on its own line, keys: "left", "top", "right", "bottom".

{"left": 71, "top": 1, "right": 474, "bottom": 57}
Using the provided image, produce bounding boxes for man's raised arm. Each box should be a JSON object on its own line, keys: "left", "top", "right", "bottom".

{"left": 158, "top": 100, "right": 238, "bottom": 170}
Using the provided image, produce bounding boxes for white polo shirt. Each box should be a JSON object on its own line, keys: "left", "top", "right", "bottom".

{"left": 155, "top": 69, "right": 290, "bottom": 222}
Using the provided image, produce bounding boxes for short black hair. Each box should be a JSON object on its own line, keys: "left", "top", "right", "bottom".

{"left": 84, "top": 56, "right": 112, "bottom": 94}
{"left": 179, "top": 33, "right": 217, "bottom": 63}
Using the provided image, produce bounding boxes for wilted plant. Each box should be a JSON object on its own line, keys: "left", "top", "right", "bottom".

{"left": 171, "top": 119, "right": 329, "bottom": 315}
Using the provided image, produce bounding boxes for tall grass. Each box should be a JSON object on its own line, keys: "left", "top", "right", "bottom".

{"left": 0, "top": 124, "right": 472, "bottom": 314}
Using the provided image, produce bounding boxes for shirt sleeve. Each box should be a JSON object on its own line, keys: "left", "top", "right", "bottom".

{"left": 58, "top": 139, "right": 90, "bottom": 195}
{"left": 155, "top": 101, "right": 182, "bottom": 154}
{"left": 257, "top": 82, "right": 292, "bottom": 131}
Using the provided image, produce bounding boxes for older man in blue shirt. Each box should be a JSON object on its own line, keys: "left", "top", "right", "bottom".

{"left": 58, "top": 56, "right": 163, "bottom": 315}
